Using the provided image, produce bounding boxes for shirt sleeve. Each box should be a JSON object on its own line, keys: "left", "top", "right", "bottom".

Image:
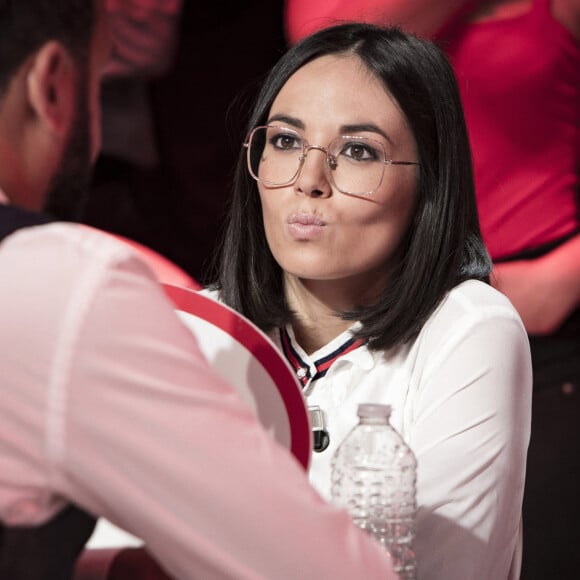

{"left": 409, "top": 302, "right": 532, "bottom": 580}
{"left": 44, "top": 234, "right": 397, "bottom": 579}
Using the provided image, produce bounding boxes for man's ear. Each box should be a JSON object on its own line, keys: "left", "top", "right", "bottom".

{"left": 26, "top": 41, "right": 78, "bottom": 138}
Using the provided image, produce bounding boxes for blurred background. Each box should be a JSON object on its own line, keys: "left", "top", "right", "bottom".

{"left": 83, "top": 0, "right": 287, "bottom": 285}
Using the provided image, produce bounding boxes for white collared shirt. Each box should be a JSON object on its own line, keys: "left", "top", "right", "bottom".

{"left": 213, "top": 280, "right": 532, "bottom": 580}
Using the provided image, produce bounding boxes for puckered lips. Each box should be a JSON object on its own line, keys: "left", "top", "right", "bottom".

{"left": 287, "top": 212, "right": 327, "bottom": 240}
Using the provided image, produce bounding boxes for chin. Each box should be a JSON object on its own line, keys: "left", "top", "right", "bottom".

{"left": 285, "top": 267, "right": 348, "bottom": 283}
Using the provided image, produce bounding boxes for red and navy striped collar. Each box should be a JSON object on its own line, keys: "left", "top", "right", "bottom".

{"left": 279, "top": 326, "right": 364, "bottom": 388}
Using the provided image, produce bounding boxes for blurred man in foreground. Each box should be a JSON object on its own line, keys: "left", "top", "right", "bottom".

{"left": 0, "top": 1, "right": 395, "bottom": 578}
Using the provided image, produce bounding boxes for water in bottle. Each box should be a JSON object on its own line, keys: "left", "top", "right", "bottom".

{"left": 331, "top": 403, "right": 417, "bottom": 579}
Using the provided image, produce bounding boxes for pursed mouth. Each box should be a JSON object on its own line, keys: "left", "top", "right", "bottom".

{"left": 287, "top": 213, "right": 326, "bottom": 226}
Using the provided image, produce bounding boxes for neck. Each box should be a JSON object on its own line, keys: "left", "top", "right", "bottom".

{"left": 284, "top": 274, "right": 385, "bottom": 354}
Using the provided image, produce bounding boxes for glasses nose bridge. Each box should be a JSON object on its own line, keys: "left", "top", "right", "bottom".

{"left": 303, "top": 143, "right": 328, "bottom": 154}
{"left": 293, "top": 143, "right": 335, "bottom": 193}
{"left": 300, "top": 143, "right": 336, "bottom": 171}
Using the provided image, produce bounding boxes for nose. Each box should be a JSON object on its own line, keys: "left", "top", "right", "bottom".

{"left": 294, "top": 145, "right": 332, "bottom": 198}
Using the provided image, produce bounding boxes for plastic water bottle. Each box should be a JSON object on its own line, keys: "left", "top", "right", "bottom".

{"left": 331, "top": 403, "right": 417, "bottom": 579}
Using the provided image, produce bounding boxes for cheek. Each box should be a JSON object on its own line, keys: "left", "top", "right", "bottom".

{"left": 376, "top": 173, "right": 418, "bottom": 233}
{"left": 349, "top": 188, "right": 417, "bottom": 260}
{"left": 259, "top": 193, "right": 280, "bottom": 249}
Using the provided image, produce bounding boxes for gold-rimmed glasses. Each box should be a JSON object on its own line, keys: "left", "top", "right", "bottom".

{"left": 244, "top": 125, "right": 420, "bottom": 196}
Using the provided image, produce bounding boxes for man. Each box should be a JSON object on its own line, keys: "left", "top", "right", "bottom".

{"left": 0, "top": 1, "right": 396, "bottom": 578}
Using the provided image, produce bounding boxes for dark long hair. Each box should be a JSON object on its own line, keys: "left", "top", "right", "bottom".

{"left": 214, "top": 23, "right": 491, "bottom": 351}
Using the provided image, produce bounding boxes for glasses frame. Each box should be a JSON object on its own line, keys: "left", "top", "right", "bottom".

{"left": 244, "top": 125, "right": 420, "bottom": 196}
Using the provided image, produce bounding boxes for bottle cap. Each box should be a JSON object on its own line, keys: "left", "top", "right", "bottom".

{"left": 357, "top": 403, "right": 392, "bottom": 419}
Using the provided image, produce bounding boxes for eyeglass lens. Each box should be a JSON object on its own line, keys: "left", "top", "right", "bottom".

{"left": 248, "top": 126, "right": 387, "bottom": 195}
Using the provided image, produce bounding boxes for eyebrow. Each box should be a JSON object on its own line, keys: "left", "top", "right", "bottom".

{"left": 266, "top": 115, "right": 394, "bottom": 145}
{"left": 267, "top": 114, "right": 305, "bottom": 130}
{"left": 339, "top": 123, "right": 394, "bottom": 145}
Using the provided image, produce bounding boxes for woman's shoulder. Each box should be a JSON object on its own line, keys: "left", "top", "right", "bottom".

{"left": 443, "top": 278, "right": 521, "bottom": 316}
{"left": 405, "top": 280, "right": 531, "bottom": 384}
{"left": 421, "top": 279, "right": 527, "bottom": 343}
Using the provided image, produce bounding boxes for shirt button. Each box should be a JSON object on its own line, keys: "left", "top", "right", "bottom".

{"left": 296, "top": 367, "right": 308, "bottom": 379}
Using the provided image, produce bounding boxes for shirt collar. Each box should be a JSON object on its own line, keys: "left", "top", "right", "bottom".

{"left": 277, "top": 323, "right": 375, "bottom": 389}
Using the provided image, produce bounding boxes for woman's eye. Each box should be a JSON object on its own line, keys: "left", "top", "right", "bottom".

{"left": 271, "top": 134, "right": 302, "bottom": 150}
{"left": 341, "top": 142, "right": 380, "bottom": 162}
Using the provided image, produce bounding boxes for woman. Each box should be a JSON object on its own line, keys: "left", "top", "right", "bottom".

{"left": 286, "top": 3, "right": 580, "bottom": 578}
{"left": 210, "top": 23, "right": 531, "bottom": 579}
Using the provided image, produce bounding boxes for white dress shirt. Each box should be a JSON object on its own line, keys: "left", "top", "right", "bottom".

{"left": 269, "top": 280, "right": 532, "bottom": 580}
{"left": 205, "top": 279, "right": 532, "bottom": 579}
{"left": 0, "top": 220, "right": 397, "bottom": 579}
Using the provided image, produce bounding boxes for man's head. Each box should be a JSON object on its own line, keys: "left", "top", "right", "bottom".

{"left": 0, "top": 0, "right": 110, "bottom": 218}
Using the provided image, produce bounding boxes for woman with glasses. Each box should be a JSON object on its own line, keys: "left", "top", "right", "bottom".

{"left": 285, "top": 3, "right": 580, "bottom": 578}
{"left": 208, "top": 23, "right": 531, "bottom": 580}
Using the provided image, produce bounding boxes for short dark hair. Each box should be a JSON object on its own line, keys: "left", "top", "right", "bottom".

{"left": 0, "top": 0, "right": 96, "bottom": 97}
{"left": 213, "top": 23, "right": 491, "bottom": 351}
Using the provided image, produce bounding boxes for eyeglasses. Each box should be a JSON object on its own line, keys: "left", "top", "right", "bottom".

{"left": 244, "top": 125, "right": 420, "bottom": 196}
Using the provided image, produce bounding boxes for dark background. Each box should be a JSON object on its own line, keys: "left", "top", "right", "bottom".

{"left": 83, "top": 1, "right": 287, "bottom": 285}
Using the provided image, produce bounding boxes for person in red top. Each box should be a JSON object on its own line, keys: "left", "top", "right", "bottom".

{"left": 285, "top": 1, "right": 580, "bottom": 578}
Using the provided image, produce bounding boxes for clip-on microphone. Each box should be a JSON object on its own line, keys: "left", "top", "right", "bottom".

{"left": 309, "top": 405, "right": 330, "bottom": 452}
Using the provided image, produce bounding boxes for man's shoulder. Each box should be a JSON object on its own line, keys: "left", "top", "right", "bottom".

{"left": 1, "top": 220, "right": 152, "bottom": 280}
{"left": 0, "top": 221, "right": 163, "bottom": 328}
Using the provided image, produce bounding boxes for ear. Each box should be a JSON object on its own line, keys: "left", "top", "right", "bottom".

{"left": 26, "top": 41, "right": 79, "bottom": 138}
